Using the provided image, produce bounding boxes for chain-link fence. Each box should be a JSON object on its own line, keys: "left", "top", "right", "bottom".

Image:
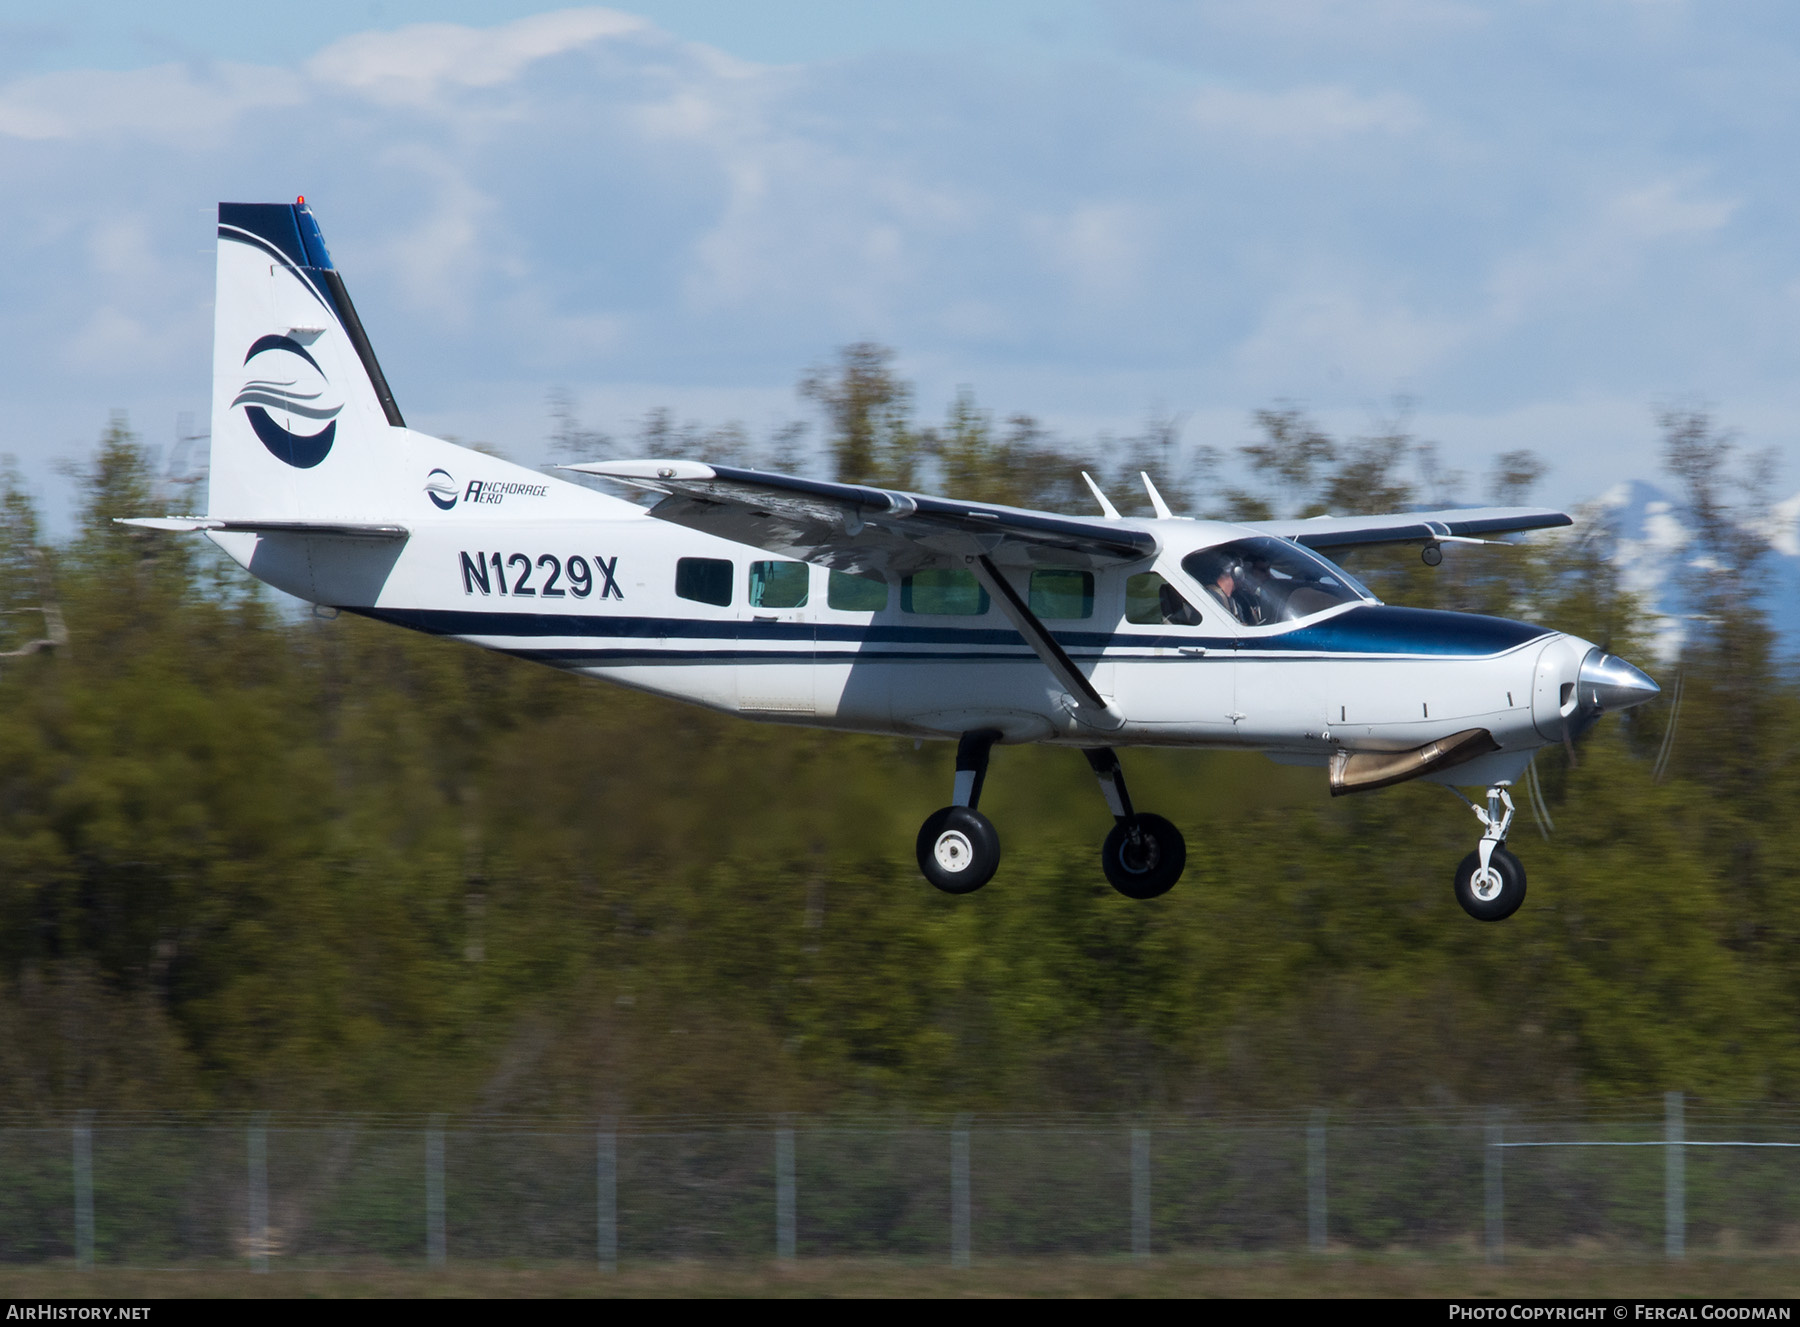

{"left": 7, "top": 1096, "right": 1800, "bottom": 1267}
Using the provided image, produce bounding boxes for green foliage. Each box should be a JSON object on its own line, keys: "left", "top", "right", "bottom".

{"left": 0, "top": 397, "right": 1791, "bottom": 1119}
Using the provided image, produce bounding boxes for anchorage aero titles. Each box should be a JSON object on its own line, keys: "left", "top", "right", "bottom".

{"left": 127, "top": 200, "right": 1661, "bottom": 921}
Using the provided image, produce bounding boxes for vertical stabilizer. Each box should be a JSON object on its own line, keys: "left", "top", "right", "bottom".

{"left": 210, "top": 200, "right": 407, "bottom": 521}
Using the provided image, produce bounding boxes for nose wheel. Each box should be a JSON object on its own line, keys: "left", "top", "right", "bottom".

{"left": 1455, "top": 844, "right": 1526, "bottom": 920}
{"left": 1449, "top": 783, "right": 1528, "bottom": 920}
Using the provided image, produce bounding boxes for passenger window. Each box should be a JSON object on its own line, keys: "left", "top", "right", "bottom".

{"left": 828, "top": 570, "right": 888, "bottom": 611}
{"left": 675, "top": 557, "right": 733, "bottom": 607}
{"left": 749, "top": 560, "right": 809, "bottom": 609}
{"left": 1125, "top": 572, "right": 1202, "bottom": 626}
{"left": 902, "top": 568, "right": 990, "bottom": 616}
{"left": 1029, "top": 568, "right": 1094, "bottom": 620}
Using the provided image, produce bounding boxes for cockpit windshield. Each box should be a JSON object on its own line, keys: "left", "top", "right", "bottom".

{"left": 1180, "top": 537, "right": 1372, "bottom": 627}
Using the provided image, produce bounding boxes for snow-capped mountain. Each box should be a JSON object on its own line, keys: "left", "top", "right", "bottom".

{"left": 1586, "top": 480, "right": 1800, "bottom": 663}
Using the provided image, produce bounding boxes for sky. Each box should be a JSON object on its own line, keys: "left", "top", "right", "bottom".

{"left": 4, "top": 0, "right": 1799, "bottom": 527}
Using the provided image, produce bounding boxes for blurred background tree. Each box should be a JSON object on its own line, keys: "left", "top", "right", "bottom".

{"left": 0, "top": 361, "right": 1788, "bottom": 1119}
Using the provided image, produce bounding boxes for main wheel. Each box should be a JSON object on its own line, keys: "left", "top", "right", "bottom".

{"left": 1102, "top": 813, "right": 1186, "bottom": 899}
{"left": 1454, "top": 844, "right": 1527, "bottom": 921}
{"left": 917, "top": 806, "right": 1001, "bottom": 894}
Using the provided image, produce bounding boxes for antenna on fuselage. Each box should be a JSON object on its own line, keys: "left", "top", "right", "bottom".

{"left": 1080, "top": 471, "right": 1121, "bottom": 520}
{"left": 1140, "top": 472, "right": 1174, "bottom": 519}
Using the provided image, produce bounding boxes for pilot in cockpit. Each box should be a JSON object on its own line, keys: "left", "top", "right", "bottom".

{"left": 1200, "top": 557, "right": 1263, "bottom": 626}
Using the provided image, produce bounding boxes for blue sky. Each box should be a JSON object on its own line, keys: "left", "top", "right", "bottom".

{"left": 3, "top": 1, "right": 1798, "bottom": 525}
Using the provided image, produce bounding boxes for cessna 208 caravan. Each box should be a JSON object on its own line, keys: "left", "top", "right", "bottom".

{"left": 126, "top": 200, "right": 1662, "bottom": 921}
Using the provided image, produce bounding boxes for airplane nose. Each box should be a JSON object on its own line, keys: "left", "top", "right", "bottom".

{"left": 1576, "top": 649, "right": 1660, "bottom": 714}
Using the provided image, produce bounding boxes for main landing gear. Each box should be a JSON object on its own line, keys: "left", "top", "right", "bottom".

{"left": 916, "top": 730, "right": 1004, "bottom": 894}
{"left": 1085, "top": 749, "right": 1186, "bottom": 899}
{"left": 914, "top": 733, "right": 1188, "bottom": 900}
{"left": 1450, "top": 783, "right": 1527, "bottom": 921}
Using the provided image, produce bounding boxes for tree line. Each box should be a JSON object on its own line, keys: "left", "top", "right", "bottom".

{"left": 0, "top": 350, "right": 1791, "bottom": 1117}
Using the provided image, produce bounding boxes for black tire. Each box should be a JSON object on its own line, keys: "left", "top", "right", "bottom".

{"left": 916, "top": 806, "right": 1001, "bottom": 895}
{"left": 1102, "top": 813, "right": 1186, "bottom": 900}
{"left": 1454, "top": 844, "right": 1527, "bottom": 921}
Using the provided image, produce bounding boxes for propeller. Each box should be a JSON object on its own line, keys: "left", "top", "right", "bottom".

{"left": 1651, "top": 668, "right": 1684, "bottom": 783}
{"left": 1559, "top": 647, "right": 1662, "bottom": 769}
{"left": 1522, "top": 756, "right": 1555, "bottom": 839}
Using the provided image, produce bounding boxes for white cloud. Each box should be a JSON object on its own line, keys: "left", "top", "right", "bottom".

{"left": 369, "top": 146, "right": 500, "bottom": 326}
{"left": 306, "top": 7, "right": 649, "bottom": 107}
{"left": 62, "top": 305, "right": 156, "bottom": 369}
{"left": 0, "top": 61, "right": 304, "bottom": 144}
{"left": 1484, "top": 175, "right": 1738, "bottom": 327}
{"left": 86, "top": 217, "right": 157, "bottom": 280}
{"left": 1162, "top": 0, "right": 1488, "bottom": 49}
{"left": 1029, "top": 202, "right": 1158, "bottom": 302}
{"left": 1190, "top": 84, "right": 1426, "bottom": 144}
{"left": 1762, "top": 490, "right": 1800, "bottom": 559}
{"left": 1229, "top": 286, "right": 1466, "bottom": 389}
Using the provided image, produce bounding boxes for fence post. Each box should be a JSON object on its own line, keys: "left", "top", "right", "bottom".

{"left": 1131, "top": 1127, "right": 1151, "bottom": 1259}
{"left": 73, "top": 1112, "right": 94, "bottom": 1272}
{"left": 597, "top": 1125, "right": 617, "bottom": 1273}
{"left": 425, "top": 1114, "right": 446, "bottom": 1268}
{"left": 1665, "top": 1091, "right": 1685, "bottom": 1261}
{"left": 950, "top": 1115, "right": 971, "bottom": 1269}
{"left": 1484, "top": 1111, "right": 1504, "bottom": 1265}
{"left": 248, "top": 1113, "right": 270, "bottom": 1273}
{"left": 776, "top": 1125, "right": 797, "bottom": 1261}
{"left": 1307, "top": 1110, "right": 1327, "bottom": 1253}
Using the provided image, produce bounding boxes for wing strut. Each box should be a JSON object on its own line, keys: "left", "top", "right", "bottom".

{"left": 968, "top": 554, "right": 1124, "bottom": 732}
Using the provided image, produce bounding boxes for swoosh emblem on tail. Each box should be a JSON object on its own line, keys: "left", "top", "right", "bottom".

{"left": 244, "top": 334, "right": 324, "bottom": 372}
{"left": 246, "top": 406, "right": 336, "bottom": 469}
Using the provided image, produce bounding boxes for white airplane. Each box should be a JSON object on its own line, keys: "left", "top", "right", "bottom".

{"left": 127, "top": 199, "right": 1660, "bottom": 921}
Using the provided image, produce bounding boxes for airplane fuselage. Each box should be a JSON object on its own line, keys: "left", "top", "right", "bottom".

{"left": 213, "top": 469, "right": 1586, "bottom": 789}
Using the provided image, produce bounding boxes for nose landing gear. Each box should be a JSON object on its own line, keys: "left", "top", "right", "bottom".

{"left": 1450, "top": 783, "right": 1527, "bottom": 920}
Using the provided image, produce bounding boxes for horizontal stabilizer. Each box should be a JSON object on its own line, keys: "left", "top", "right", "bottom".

{"left": 117, "top": 517, "right": 409, "bottom": 541}
{"left": 1329, "top": 728, "right": 1500, "bottom": 796}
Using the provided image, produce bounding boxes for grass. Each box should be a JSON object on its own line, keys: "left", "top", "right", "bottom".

{"left": 1, "top": 1253, "right": 1799, "bottom": 1298}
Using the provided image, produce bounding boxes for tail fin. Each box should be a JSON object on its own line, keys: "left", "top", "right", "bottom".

{"left": 210, "top": 199, "right": 407, "bottom": 521}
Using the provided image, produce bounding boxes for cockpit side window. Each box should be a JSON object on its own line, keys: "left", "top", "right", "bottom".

{"left": 1180, "top": 537, "right": 1368, "bottom": 626}
{"left": 1125, "top": 572, "right": 1203, "bottom": 626}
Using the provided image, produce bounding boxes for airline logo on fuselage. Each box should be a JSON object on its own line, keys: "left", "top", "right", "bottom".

{"left": 425, "top": 469, "right": 458, "bottom": 509}
{"left": 463, "top": 480, "right": 549, "bottom": 505}
{"left": 423, "top": 471, "right": 549, "bottom": 510}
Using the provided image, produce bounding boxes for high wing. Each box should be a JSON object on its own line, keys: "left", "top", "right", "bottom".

{"left": 564, "top": 459, "right": 1159, "bottom": 732}
{"left": 562, "top": 460, "right": 1157, "bottom": 574}
{"left": 1246, "top": 506, "right": 1571, "bottom": 551}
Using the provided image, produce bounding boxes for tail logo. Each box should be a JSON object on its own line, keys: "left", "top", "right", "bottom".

{"left": 232, "top": 334, "right": 342, "bottom": 469}
{"left": 425, "top": 469, "right": 458, "bottom": 510}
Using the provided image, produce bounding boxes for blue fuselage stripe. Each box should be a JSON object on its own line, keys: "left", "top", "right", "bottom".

{"left": 356, "top": 604, "right": 1551, "bottom": 661}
